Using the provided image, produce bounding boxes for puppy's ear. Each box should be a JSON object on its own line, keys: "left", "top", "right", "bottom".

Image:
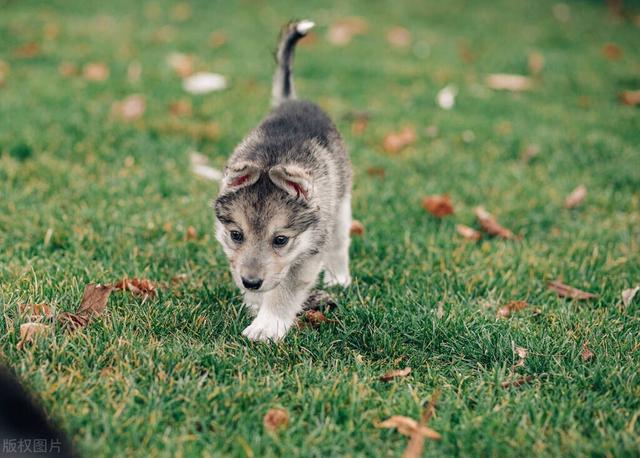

{"left": 221, "top": 162, "right": 261, "bottom": 193}
{"left": 268, "top": 164, "right": 313, "bottom": 200}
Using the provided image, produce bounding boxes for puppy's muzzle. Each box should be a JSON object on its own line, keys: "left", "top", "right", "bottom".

{"left": 241, "top": 277, "right": 263, "bottom": 290}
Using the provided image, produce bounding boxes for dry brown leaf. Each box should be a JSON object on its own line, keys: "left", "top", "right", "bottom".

{"left": 528, "top": 52, "right": 544, "bottom": 76}
{"left": 113, "top": 278, "right": 158, "bottom": 299}
{"left": 169, "top": 100, "right": 192, "bottom": 117}
{"left": 16, "top": 323, "right": 50, "bottom": 350}
{"left": 185, "top": 226, "right": 198, "bottom": 241}
{"left": 327, "top": 17, "right": 368, "bottom": 46}
{"left": 403, "top": 389, "right": 440, "bottom": 458}
{"left": 18, "top": 303, "right": 52, "bottom": 319}
{"left": 366, "top": 167, "right": 385, "bottom": 179}
{"left": 58, "top": 61, "right": 78, "bottom": 77}
{"left": 57, "top": 312, "right": 89, "bottom": 332}
{"left": 622, "top": 286, "right": 639, "bottom": 307}
{"left": 602, "top": 43, "right": 623, "bottom": 60}
{"left": 383, "top": 126, "right": 416, "bottom": 154}
{"left": 619, "top": 90, "right": 640, "bottom": 106}
{"left": 112, "top": 95, "right": 145, "bottom": 122}
{"left": 303, "top": 310, "right": 328, "bottom": 328}
{"left": 167, "top": 52, "right": 194, "bottom": 78}
{"left": 486, "top": 74, "right": 533, "bottom": 92}
{"left": 456, "top": 224, "right": 481, "bottom": 242}
{"left": 386, "top": 27, "right": 412, "bottom": 48}
{"left": 380, "top": 367, "right": 412, "bottom": 382}
{"left": 474, "top": 207, "right": 515, "bottom": 239}
{"left": 501, "top": 375, "right": 534, "bottom": 389}
{"left": 83, "top": 62, "right": 109, "bottom": 81}
{"left": 76, "top": 284, "right": 114, "bottom": 318}
{"left": 14, "top": 42, "right": 40, "bottom": 58}
{"left": 581, "top": 340, "right": 595, "bottom": 362}
{"left": 350, "top": 220, "right": 365, "bottom": 236}
{"left": 209, "top": 31, "right": 227, "bottom": 48}
{"left": 299, "top": 31, "right": 317, "bottom": 47}
{"left": 263, "top": 408, "right": 289, "bottom": 432}
{"left": 548, "top": 280, "right": 597, "bottom": 300}
{"left": 422, "top": 195, "right": 454, "bottom": 218}
{"left": 497, "top": 300, "right": 528, "bottom": 318}
{"left": 351, "top": 114, "right": 369, "bottom": 136}
{"left": 564, "top": 185, "right": 587, "bottom": 209}
{"left": 171, "top": 2, "right": 191, "bottom": 21}
{"left": 376, "top": 416, "right": 441, "bottom": 441}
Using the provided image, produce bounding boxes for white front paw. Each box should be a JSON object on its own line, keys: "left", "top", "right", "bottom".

{"left": 242, "top": 315, "right": 293, "bottom": 342}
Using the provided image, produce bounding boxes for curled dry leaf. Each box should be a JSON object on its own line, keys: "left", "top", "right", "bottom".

{"left": 621, "top": 286, "right": 639, "bottom": 307}
{"left": 474, "top": 207, "right": 515, "bottom": 239}
{"left": 350, "top": 219, "right": 365, "bottom": 236}
{"left": 497, "top": 300, "right": 528, "bottom": 318}
{"left": 619, "top": 90, "right": 640, "bottom": 106}
{"left": 16, "top": 323, "right": 50, "bottom": 350}
{"left": 380, "top": 367, "right": 412, "bottom": 382}
{"left": 501, "top": 375, "right": 534, "bottom": 389}
{"left": 528, "top": 52, "right": 544, "bottom": 76}
{"left": 166, "top": 52, "right": 194, "bottom": 78}
{"left": 58, "top": 312, "right": 89, "bottom": 332}
{"left": 18, "top": 303, "right": 52, "bottom": 319}
{"left": 456, "top": 224, "right": 481, "bottom": 242}
{"left": 113, "top": 278, "right": 158, "bottom": 299}
{"left": 422, "top": 195, "right": 454, "bottom": 218}
{"left": 386, "top": 27, "right": 412, "bottom": 48}
{"left": 581, "top": 341, "right": 594, "bottom": 362}
{"left": 564, "top": 184, "right": 587, "bottom": 209}
{"left": 327, "top": 17, "right": 368, "bottom": 46}
{"left": 376, "top": 416, "right": 441, "bottom": 441}
{"left": 383, "top": 126, "right": 416, "bottom": 154}
{"left": 486, "top": 74, "right": 533, "bottom": 92}
{"left": 83, "top": 62, "right": 109, "bottom": 81}
{"left": 182, "top": 72, "right": 227, "bottom": 95}
{"left": 602, "top": 43, "right": 623, "bottom": 60}
{"left": 112, "top": 95, "right": 146, "bottom": 122}
{"left": 263, "top": 408, "right": 289, "bottom": 432}
{"left": 548, "top": 280, "right": 597, "bottom": 300}
{"left": 77, "top": 284, "right": 114, "bottom": 318}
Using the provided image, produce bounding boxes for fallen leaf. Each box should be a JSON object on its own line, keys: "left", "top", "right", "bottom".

{"left": 13, "top": 42, "right": 40, "bottom": 58}
{"left": 386, "top": 27, "right": 412, "bottom": 48}
{"left": 619, "top": 90, "right": 640, "bottom": 106}
{"left": 528, "top": 52, "right": 544, "bottom": 76}
{"left": 602, "top": 43, "right": 623, "bottom": 60}
{"left": 474, "top": 207, "right": 515, "bottom": 239}
{"left": 380, "top": 367, "right": 412, "bottom": 382}
{"left": 171, "top": 2, "right": 191, "bottom": 21}
{"left": 456, "top": 224, "right": 481, "bottom": 242}
{"left": 169, "top": 100, "right": 192, "bottom": 117}
{"left": 436, "top": 85, "right": 457, "bottom": 110}
{"left": 501, "top": 375, "right": 534, "bottom": 389}
{"left": 422, "top": 195, "right": 454, "bottom": 218}
{"left": 303, "top": 310, "right": 328, "bottom": 328}
{"left": 182, "top": 72, "right": 227, "bottom": 94}
{"left": 171, "top": 273, "right": 189, "bottom": 284}
{"left": 0, "top": 60, "right": 9, "bottom": 86}
{"left": 263, "top": 408, "right": 289, "bottom": 432}
{"left": 486, "top": 74, "right": 533, "bottom": 91}
{"left": 351, "top": 113, "right": 369, "bottom": 135}
{"left": 18, "top": 303, "right": 52, "bottom": 319}
{"left": 166, "top": 52, "right": 194, "bottom": 78}
{"left": 403, "top": 389, "right": 440, "bottom": 458}
{"left": 581, "top": 340, "right": 594, "bottom": 362}
{"left": 327, "top": 17, "right": 368, "bottom": 46}
{"left": 622, "top": 286, "right": 639, "bottom": 307}
{"left": 209, "top": 31, "right": 227, "bottom": 48}
{"left": 497, "top": 300, "right": 528, "bottom": 318}
{"left": 548, "top": 280, "right": 597, "bottom": 300}
{"left": 383, "top": 126, "right": 416, "bottom": 153}
{"left": 376, "top": 416, "right": 441, "bottom": 441}
{"left": 185, "top": 226, "right": 197, "bottom": 241}
{"left": 57, "top": 312, "right": 89, "bottom": 332}
{"left": 564, "top": 184, "right": 587, "bottom": 209}
{"left": 366, "top": 167, "right": 385, "bottom": 179}
{"left": 350, "top": 219, "right": 365, "bottom": 236}
{"left": 16, "top": 323, "right": 50, "bottom": 350}
{"left": 76, "top": 284, "right": 114, "bottom": 318}
{"left": 112, "top": 94, "right": 146, "bottom": 122}
{"left": 83, "top": 62, "right": 109, "bottom": 81}
{"left": 58, "top": 61, "right": 78, "bottom": 77}
{"left": 113, "top": 278, "right": 158, "bottom": 299}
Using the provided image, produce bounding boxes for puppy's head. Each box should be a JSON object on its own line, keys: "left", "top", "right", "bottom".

{"left": 214, "top": 162, "right": 319, "bottom": 293}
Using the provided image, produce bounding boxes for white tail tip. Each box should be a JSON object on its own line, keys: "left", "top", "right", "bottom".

{"left": 296, "top": 20, "right": 315, "bottom": 35}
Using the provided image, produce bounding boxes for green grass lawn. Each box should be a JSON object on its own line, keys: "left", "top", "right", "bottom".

{"left": 1, "top": 0, "right": 639, "bottom": 456}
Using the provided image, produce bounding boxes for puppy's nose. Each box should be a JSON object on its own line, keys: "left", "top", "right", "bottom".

{"left": 241, "top": 277, "right": 263, "bottom": 290}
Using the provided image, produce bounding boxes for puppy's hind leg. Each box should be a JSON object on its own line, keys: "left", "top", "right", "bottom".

{"left": 323, "top": 195, "right": 352, "bottom": 287}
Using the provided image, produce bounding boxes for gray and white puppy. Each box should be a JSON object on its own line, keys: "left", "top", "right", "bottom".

{"left": 214, "top": 20, "right": 352, "bottom": 342}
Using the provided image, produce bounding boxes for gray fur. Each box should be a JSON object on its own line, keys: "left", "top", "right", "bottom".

{"left": 213, "top": 20, "right": 352, "bottom": 341}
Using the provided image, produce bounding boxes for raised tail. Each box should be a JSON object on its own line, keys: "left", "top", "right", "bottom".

{"left": 272, "top": 20, "right": 315, "bottom": 107}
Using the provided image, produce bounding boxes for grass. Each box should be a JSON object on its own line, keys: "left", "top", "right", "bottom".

{"left": 1, "top": 0, "right": 639, "bottom": 456}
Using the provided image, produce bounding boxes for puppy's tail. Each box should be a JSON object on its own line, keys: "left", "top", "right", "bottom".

{"left": 271, "top": 20, "right": 314, "bottom": 107}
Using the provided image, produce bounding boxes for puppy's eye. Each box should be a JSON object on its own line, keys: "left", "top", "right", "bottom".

{"left": 230, "top": 230, "right": 244, "bottom": 243}
{"left": 273, "top": 235, "right": 289, "bottom": 247}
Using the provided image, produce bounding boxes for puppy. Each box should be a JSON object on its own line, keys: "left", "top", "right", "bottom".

{"left": 214, "top": 20, "right": 352, "bottom": 342}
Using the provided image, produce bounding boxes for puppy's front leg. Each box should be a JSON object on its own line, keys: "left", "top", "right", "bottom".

{"left": 242, "top": 257, "right": 322, "bottom": 342}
